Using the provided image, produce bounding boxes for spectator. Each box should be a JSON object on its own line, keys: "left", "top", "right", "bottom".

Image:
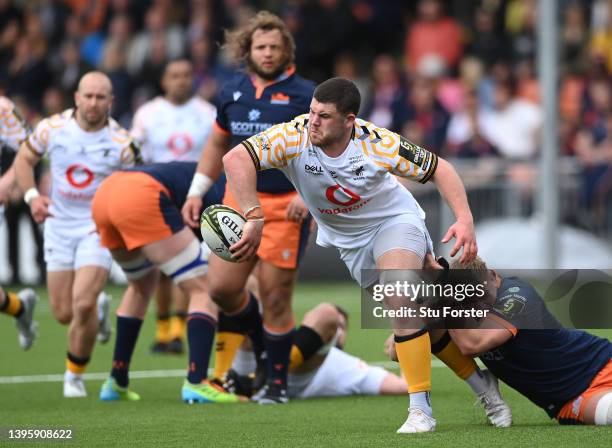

{"left": 404, "top": 0, "right": 463, "bottom": 74}
{"left": 392, "top": 75, "right": 450, "bottom": 153}
{"left": 446, "top": 88, "right": 497, "bottom": 159}
{"left": 127, "top": 5, "right": 185, "bottom": 76}
{"left": 480, "top": 77, "right": 542, "bottom": 160}
{"left": 363, "top": 54, "right": 404, "bottom": 129}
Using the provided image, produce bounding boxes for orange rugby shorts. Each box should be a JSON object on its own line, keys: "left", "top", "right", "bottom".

{"left": 557, "top": 358, "right": 612, "bottom": 424}
{"left": 92, "top": 171, "right": 184, "bottom": 250}
{"left": 223, "top": 189, "right": 311, "bottom": 269}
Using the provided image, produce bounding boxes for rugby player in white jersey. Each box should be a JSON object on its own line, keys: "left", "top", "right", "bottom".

{"left": 131, "top": 58, "right": 217, "bottom": 354}
{"left": 13, "top": 72, "right": 141, "bottom": 397}
{"left": 0, "top": 96, "right": 38, "bottom": 349}
{"left": 222, "top": 77, "right": 507, "bottom": 433}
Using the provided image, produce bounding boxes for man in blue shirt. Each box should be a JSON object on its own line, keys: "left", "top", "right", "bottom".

{"left": 447, "top": 257, "right": 612, "bottom": 425}
{"left": 181, "top": 11, "right": 315, "bottom": 404}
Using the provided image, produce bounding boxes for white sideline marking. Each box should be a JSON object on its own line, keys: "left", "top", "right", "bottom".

{"left": 0, "top": 360, "right": 449, "bottom": 384}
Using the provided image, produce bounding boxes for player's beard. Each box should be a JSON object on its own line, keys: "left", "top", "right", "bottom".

{"left": 78, "top": 108, "right": 108, "bottom": 129}
{"left": 248, "top": 54, "right": 289, "bottom": 81}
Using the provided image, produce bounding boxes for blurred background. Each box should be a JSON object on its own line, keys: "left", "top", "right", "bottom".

{"left": 0, "top": 0, "right": 611, "bottom": 284}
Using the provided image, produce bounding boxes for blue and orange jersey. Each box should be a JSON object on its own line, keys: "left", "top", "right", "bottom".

{"left": 127, "top": 161, "right": 225, "bottom": 210}
{"left": 215, "top": 68, "right": 315, "bottom": 193}
{"left": 480, "top": 277, "right": 612, "bottom": 418}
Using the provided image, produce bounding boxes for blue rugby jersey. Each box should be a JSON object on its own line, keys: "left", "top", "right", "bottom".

{"left": 128, "top": 161, "right": 225, "bottom": 210}
{"left": 480, "top": 277, "right": 612, "bottom": 418}
{"left": 215, "top": 68, "right": 315, "bottom": 193}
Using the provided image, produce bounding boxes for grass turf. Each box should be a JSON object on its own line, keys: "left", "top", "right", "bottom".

{"left": 1, "top": 282, "right": 611, "bottom": 447}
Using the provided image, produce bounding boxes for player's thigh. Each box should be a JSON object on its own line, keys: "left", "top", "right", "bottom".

{"left": 43, "top": 219, "right": 78, "bottom": 273}
{"left": 47, "top": 270, "right": 74, "bottom": 323}
{"left": 373, "top": 218, "right": 429, "bottom": 270}
{"left": 207, "top": 251, "right": 256, "bottom": 301}
{"left": 140, "top": 227, "right": 195, "bottom": 265}
{"left": 583, "top": 389, "right": 612, "bottom": 424}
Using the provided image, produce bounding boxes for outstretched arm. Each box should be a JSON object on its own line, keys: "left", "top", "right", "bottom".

{"left": 431, "top": 157, "right": 477, "bottom": 263}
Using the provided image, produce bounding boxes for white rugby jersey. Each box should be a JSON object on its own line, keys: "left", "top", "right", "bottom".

{"left": 26, "top": 109, "right": 139, "bottom": 221}
{"left": 0, "top": 97, "right": 29, "bottom": 154}
{"left": 242, "top": 115, "right": 438, "bottom": 249}
{"left": 131, "top": 96, "right": 216, "bottom": 164}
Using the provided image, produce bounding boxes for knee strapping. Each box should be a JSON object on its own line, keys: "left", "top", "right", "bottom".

{"left": 118, "top": 256, "right": 154, "bottom": 280}
{"left": 159, "top": 239, "right": 208, "bottom": 283}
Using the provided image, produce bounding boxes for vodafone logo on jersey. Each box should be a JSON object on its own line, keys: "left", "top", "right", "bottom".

{"left": 167, "top": 132, "right": 193, "bottom": 157}
{"left": 325, "top": 185, "right": 360, "bottom": 206}
{"left": 66, "top": 164, "right": 94, "bottom": 189}
{"left": 318, "top": 185, "right": 372, "bottom": 215}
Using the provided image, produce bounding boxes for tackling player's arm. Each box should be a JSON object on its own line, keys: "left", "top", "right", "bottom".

{"left": 448, "top": 317, "right": 514, "bottom": 356}
{"left": 182, "top": 125, "right": 231, "bottom": 227}
{"left": 14, "top": 141, "right": 51, "bottom": 223}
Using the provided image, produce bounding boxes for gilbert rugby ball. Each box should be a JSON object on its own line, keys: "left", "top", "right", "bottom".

{"left": 200, "top": 204, "right": 246, "bottom": 262}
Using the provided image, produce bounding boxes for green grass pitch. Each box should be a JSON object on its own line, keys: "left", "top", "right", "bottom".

{"left": 1, "top": 282, "right": 611, "bottom": 447}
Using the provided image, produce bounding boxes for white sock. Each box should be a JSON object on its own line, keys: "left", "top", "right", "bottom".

{"left": 232, "top": 348, "right": 257, "bottom": 376}
{"left": 465, "top": 369, "right": 489, "bottom": 395}
{"left": 64, "top": 370, "right": 81, "bottom": 381}
{"left": 97, "top": 292, "right": 106, "bottom": 322}
{"left": 409, "top": 391, "right": 432, "bottom": 416}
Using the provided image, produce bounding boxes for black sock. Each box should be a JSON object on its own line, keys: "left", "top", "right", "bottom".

{"left": 264, "top": 325, "right": 295, "bottom": 388}
{"left": 219, "top": 293, "right": 265, "bottom": 356}
{"left": 111, "top": 316, "right": 143, "bottom": 388}
{"left": 293, "top": 325, "right": 324, "bottom": 362}
{"left": 187, "top": 312, "right": 217, "bottom": 384}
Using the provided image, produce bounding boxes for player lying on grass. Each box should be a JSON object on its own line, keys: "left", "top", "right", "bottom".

{"left": 221, "top": 77, "right": 509, "bottom": 433}
{"left": 92, "top": 161, "right": 239, "bottom": 403}
{"left": 223, "top": 301, "right": 512, "bottom": 423}
{"left": 0, "top": 286, "right": 38, "bottom": 350}
{"left": 439, "top": 256, "right": 612, "bottom": 425}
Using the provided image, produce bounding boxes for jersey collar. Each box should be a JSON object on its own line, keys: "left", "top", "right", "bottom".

{"left": 250, "top": 65, "right": 296, "bottom": 99}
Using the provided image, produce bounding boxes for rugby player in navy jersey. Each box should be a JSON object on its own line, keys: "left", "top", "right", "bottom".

{"left": 181, "top": 11, "right": 316, "bottom": 403}
{"left": 93, "top": 161, "right": 241, "bottom": 403}
{"left": 445, "top": 257, "right": 612, "bottom": 425}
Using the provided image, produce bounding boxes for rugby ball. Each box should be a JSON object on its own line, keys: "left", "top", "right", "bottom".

{"left": 200, "top": 204, "right": 246, "bottom": 262}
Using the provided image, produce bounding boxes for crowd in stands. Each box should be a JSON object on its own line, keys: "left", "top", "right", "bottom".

{"left": 1, "top": 0, "right": 611, "bottom": 282}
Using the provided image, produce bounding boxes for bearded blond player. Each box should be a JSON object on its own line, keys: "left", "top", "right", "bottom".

{"left": 14, "top": 72, "right": 141, "bottom": 397}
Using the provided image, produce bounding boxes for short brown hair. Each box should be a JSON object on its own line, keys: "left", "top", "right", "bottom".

{"left": 313, "top": 77, "right": 361, "bottom": 115}
{"left": 224, "top": 11, "right": 295, "bottom": 71}
{"left": 450, "top": 256, "right": 489, "bottom": 272}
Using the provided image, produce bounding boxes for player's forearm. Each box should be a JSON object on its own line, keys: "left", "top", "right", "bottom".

{"left": 188, "top": 130, "right": 229, "bottom": 198}
{"left": 432, "top": 158, "right": 473, "bottom": 223}
{"left": 0, "top": 165, "right": 16, "bottom": 195}
{"left": 14, "top": 145, "right": 38, "bottom": 193}
{"left": 222, "top": 145, "right": 259, "bottom": 212}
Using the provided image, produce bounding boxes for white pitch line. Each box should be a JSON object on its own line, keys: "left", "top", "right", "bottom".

{"left": 0, "top": 361, "right": 448, "bottom": 385}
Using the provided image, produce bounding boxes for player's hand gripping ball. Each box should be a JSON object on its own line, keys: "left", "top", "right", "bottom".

{"left": 200, "top": 204, "right": 246, "bottom": 262}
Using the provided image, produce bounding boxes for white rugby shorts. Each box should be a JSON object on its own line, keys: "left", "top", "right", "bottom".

{"left": 43, "top": 218, "right": 112, "bottom": 271}
{"left": 338, "top": 213, "right": 434, "bottom": 288}
{"left": 289, "top": 347, "right": 388, "bottom": 399}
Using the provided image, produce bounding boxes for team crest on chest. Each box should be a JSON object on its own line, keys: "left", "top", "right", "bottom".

{"left": 248, "top": 109, "right": 261, "bottom": 121}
